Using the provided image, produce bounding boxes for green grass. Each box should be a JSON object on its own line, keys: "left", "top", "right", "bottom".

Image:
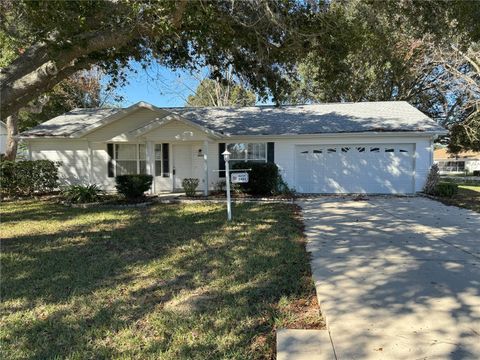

{"left": 434, "top": 183, "right": 480, "bottom": 212}
{"left": 0, "top": 200, "right": 322, "bottom": 359}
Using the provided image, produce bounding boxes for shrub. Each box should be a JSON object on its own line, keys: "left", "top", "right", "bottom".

{"left": 61, "top": 184, "right": 103, "bottom": 204}
{"left": 214, "top": 180, "right": 226, "bottom": 192}
{"left": 0, "top": 160, "right": 59, "bottom": 197}
{"left": 231, "top": 162, "right": 279, "bottom": 195}
{"left": 182, "top": 178, "right": 199, "bottom": 197}
{"left": 434, "top": 182, "right": 458, "bottom": 198}
{"left": 115, "top": 174, "right": 153, "bottom": 199}
{"left": 423, "top": 163, "right": 440, "bottom": 195}
{"left": 275, "top": 174, "right": 297, "bottom": 198}
{"left": 474, "top": 170, "right": 480, "bottom": 176}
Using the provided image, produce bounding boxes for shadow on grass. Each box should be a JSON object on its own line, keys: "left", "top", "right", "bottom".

{"left": 1, "top": 201, "right": 315, "bottom": 359}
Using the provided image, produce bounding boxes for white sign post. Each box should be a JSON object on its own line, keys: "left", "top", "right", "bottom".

{"left": 222, "top": 150, "right": 232, "bottom": 221}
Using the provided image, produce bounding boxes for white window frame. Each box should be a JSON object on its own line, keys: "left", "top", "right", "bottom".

{"left": 112, "top": 143, "right": 146, "bottom": 176}
{"left": 226, "top": 142, "right": 267, "bottom": 162}
{"left": 154, "top": 144, "right": 163, "bottom": 177}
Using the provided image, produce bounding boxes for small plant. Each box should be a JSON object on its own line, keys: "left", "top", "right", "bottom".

{"left": 232, "top": 183, "right": 244, "bottom": 195}
{"left": 115, "top": 174, "right": 153, "bottom": 199}
{"left": 434, "top": 182, "right": 458, "bottom": 198}
{"left": 182, "top": 178, "right": 199, "bottom": 197}
{"left": 474, "top": 170, "right": 480, "bottom": 176}
{"left": 61, "top": 184, "right": 103, "bottom": 204}
{"left": 424, "top": 163, "right": 440, "bottom": 195}
{"left": 214, "top": 180, "right": 226, "bottom": 192}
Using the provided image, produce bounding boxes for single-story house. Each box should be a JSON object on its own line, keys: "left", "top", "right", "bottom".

{"left": 434, "top": 148, "right": 480, "bottom": 174}
{"left": 19, "top": 101, "right": 446, "bottom": 194}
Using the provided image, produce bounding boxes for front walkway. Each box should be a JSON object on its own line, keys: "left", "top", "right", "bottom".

{"left": 301, "top": 197, "right": 480, "bottom": 359}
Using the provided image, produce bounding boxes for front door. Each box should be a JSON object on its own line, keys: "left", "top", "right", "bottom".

{"left": 173, "top": 144, "right": 193, "bottom": 191}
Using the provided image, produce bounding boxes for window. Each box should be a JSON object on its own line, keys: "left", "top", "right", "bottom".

{"left": 327, "top": 148, "right": 336, "bottom": 153}
{"left": 313, "top": 149, "right": 323, "bottom": 154}
{"left": 356, "top": 147, "right": 365, "bottom": 153}
{"left": 139, "top": 144, "right": 147, "bottom": 174}
{"left": 115, "top": 144, "right": 138, "bottom": 175}
{"left": 370, "top": 147, "right": 380, "bottom": 153}
{"left": 341, "top": 147, "right": 350, "bottom": 153}
{"left": 111, "top": 144, "right": 147, "bottom": 176}
{"left": 154, "top": 144, "right": 162, "bottom": 176}
{"left": 227, "top": 143, "right": 267, "bottom": 163}
{"left": 438, "top": 160, "right": 465, "bottom": 172}
{"left": 385, "top": 148, "right": 394, "bottom": 153}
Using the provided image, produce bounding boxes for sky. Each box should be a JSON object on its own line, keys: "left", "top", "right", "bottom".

{"left": 103, "top": 61, "right": 272, "bottom": 108}
{"left": 102, "top": 61, "right": 207, "bottom": 108}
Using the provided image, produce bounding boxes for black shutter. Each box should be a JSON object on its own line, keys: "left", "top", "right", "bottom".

{"left": 267, "top": 142, "right": 275, "bottom": 163}
{"left": 162, "top": 143, "right": 169, "bottom": 177}
{"left": 218, "top": 143, "right": 226, "bottom": 178}
{"left": 107, "top": 143, "right": 114, "bottom": 177}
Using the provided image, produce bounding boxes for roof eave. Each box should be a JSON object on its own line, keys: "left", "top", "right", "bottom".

{"left": 223, "top": 130, "right": 447, "bottom": 139}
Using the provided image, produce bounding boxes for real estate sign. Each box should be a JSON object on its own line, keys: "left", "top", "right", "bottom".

{"left": 231, "top": 172, "right": 249, "bottom": 183}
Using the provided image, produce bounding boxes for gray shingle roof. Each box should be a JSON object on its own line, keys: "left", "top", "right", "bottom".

{"left": 21, "top": 108, "right": 120, "bottom": 137}
{"left": 20, "top": 101, "right": 445, "bottom": 138}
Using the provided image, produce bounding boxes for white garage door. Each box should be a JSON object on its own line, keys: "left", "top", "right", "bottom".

{"left": 295, "top": 144, "right": 415, "bottom": 194}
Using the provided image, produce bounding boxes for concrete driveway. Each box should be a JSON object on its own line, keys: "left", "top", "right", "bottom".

{"left": 301, "top": 197, "right": 480, "bottom": 359}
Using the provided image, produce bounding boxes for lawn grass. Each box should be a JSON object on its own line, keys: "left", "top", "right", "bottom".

{"left": 0, "top": 200, "right": 322, "bottom": 359}
{"left": 433, "top": 183, "right": 480, "bottom": 212}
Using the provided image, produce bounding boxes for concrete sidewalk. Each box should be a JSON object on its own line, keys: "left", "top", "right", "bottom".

{"left": 301, "top": 197, "right": 480, "bottom": 359}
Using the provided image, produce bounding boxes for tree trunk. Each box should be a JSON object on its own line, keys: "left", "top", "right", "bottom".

{"left": 0, "top": 29, "right": 135, "bottom": 118}
{"left": 4, "top": 113, "right": 19, "bottom": 161}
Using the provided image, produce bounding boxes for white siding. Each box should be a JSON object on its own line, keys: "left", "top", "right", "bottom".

{"left": 90, "top": 142, "right": 116, "bottom": 191}
{"left": 144, "top": 120, "right": 209, "bottom": 142}
{"left": 30, "top": 140, "right": 89, "bottom": 186}
{"left": 85, "top": 108, "right": 171, "bottom": 142}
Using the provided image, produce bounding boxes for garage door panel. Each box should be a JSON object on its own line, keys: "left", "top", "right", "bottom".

{"left": 295, "top": 144, "right": 414, "bottom": 194}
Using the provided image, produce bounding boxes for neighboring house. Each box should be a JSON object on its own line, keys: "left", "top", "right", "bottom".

{"left": 0, "top": 121, "right": 7, "bottom": 155}
{"left": 434, "top": 148, "right": 480, "bottom": 174}
{"left": 19, "top": 101, "right": 446, "bottom": 194}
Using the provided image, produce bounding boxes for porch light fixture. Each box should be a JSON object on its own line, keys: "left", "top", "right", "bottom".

{"left": 222, "top": 150, "right": 231, "bottom": 162}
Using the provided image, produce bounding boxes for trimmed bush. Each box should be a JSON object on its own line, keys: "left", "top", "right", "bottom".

{"left": 182, "top": 178, "right": 200, "bottom": 197}
{"left": 0, "top": 160, "right": 59, "bottom": 196}
{"left": 423, "top": 164, "right": 440, "bottom": 195}
{"left": 115, "top": 174, "right": 153, "bottom": 199}
{"left": 232, "top": 162, "right": 279, "bottom": 195}
{"left": 61, "top": 184, "right": 103, "bottom": 204}
{"left": 434, "top": 182, "right": 458, "bottom": 198}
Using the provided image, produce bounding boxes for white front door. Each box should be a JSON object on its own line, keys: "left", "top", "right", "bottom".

{"left": 295, "top": 144, "right": 415, "bottom": 194}
{"left": 173, "top": 144, "right": 193, "bottom": 190}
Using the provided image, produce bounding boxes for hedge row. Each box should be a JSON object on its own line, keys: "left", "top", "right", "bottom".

{"left": 0, "top": 160, "right": 59, "bottom": 196}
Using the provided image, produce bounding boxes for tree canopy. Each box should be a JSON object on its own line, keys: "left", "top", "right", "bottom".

{"left": 186, "top": 67, "right": 256, "bottom": 107}
{"left": 0, "top": 0, "right": 310, "bottom": 118}
{"left": 1, "top": 0, "right": 479, "bottom": 157}
{"left": 18, "top": 68, "right": 107, "bottom": 132}
{"left": 281, "top": 0, "right": 480, "bottom": 153}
